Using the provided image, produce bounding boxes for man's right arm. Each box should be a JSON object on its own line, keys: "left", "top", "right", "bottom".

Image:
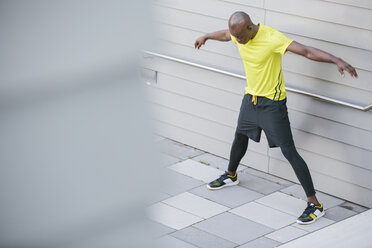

{"left": 194, "top": 29, "right": 231, "bottom": 49}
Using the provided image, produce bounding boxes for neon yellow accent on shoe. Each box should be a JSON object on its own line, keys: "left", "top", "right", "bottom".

{"left": 309, "top": 213, "right": 316, "bottom": 219}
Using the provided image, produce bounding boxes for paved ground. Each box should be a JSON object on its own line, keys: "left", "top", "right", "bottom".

{"left": 145, "top": 135, "right": 369, "bottom": 248}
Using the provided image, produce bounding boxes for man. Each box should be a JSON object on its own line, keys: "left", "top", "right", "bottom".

{"left": 194, "top": 11, "right": 358, "bottom": 225}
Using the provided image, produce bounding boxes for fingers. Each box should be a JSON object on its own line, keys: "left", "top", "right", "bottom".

{"left": 348, "top": 66, "right": 358, "bottom": 78}
{"left": 344, "top": 65, "right": 358, "bottom": 79}
{"left": 194, "top": 40, "right": 203, "bottom": 49}
{"left": 338, "top": 62, "right": 358, "bottom": 79}
{"left": 194, "top": 37, "right": 206, "bottom": 50}
{"left": 338, "top": 67, "right": 345, "bottom": 78}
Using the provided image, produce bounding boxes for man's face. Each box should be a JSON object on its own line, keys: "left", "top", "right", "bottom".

{"left": 229, "top": 24, "right": 254, "bottom": 44}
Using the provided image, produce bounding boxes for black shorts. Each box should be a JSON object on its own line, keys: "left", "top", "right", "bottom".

{"left": 236, "top": 93, "right": 294, "bottom": 148}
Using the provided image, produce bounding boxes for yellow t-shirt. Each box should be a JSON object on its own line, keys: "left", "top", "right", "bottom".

{"left": 230, "top": 23, "right": 293, "bottom": 101}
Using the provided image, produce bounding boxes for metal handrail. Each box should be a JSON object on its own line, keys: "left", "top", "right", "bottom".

{"left": 143, "top": 50, "right": 372, "bottom": 111}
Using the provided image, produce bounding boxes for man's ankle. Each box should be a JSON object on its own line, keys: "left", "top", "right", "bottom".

{"left": 227, "top": 170, "right": 236, "bottom": 176}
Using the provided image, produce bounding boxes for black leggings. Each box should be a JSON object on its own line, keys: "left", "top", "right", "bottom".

{"left": 227, "top": 132, "right": 316, "bottom": 197}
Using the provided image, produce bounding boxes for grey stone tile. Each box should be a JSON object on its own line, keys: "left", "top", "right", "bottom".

{"left": 340, "top": 201, "right": 369, "bottom": 213}
{"left": 242, "top": 167, "right": 294, "bottom": 187}
{"left": 168, "top": 159, "right": 224, "bottom": 183}
{"left": 159, "top": 169, "right": 204, "bottom": 196}
{"left": 154, "top": 235, "right": 198, "bottom": 248}
{"left": 171, "top": 226, "right": 237, "bottom": 248}
{"left": 147, "top": 220, "right": 176, "bottom": 239}
{"left": 189, "top": 184, "right": 264, "bottom": 208}
{"left": 313, "top": 191, "right": 345, "bottom": 209}
{"left": 191, "top": 153, "right": 248, "bottom": 172}
{"left": 230, "top": 202, "right": 296, "bottom": 229}
{"left": 265, "top": 226, "right": 308, "bottom": 243}
{"left": 146, "top": 202, "right": 203, "bottom": 230}
{"left": 280, "top": 184, "right": 345, "bottom": 209}
{"left": 324, "top": 206, "right": 358, "bottom": 222}
{"left": 275, "top": 209, "right": 372, "bottom": 248}
{"left": 292, "top": 217, "right": 335, "bottom": 232}
{"left": 238, "top": 172, "right": 286, "bottom": 195}
{"left": 193, "top": 212, "right": 274, "bottom": 245}
{"left": 157, "top": 139, "right": 205, "bottom": 160}
{"left": 163, "top": 192, "right": 229, "bottom": 219}
{"left": 255, "top": 192, "right": 307, "bottom": 217}
{"left": 238, "top": 237, "right": 281, "bottom": 248}
{"left": 145, "top": 191, "right": 171, "bottom": 206}
{"left": 160, "top": 153, "right": 181, "bottom": 167}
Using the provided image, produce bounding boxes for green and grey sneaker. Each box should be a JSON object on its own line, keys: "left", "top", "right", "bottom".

{"left": 297, "top": 201, "right": 325, "bottom": 225}
{"left": 207, "top": 171, "right": 239, "bottom": 190}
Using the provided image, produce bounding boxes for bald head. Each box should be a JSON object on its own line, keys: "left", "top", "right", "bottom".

{"left": 228, "top": 11, "right": 257, "bottom": 44}
{"left": 228, "top": 11, "right": 252, "bottom": 29}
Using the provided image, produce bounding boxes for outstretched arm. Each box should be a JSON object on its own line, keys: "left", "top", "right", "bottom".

{"left": 286, "top": 41, "right": 358, "bottom": 78}
{"left": 194, "top": 29, "right": 231, "bottom": 49}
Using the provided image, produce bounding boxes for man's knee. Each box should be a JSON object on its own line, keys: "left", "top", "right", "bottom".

{"left": 234, "top": 131, "right": 248, "bottom": 143}
{"left": 280, "top": 144, "right": 297, "bottom": 159}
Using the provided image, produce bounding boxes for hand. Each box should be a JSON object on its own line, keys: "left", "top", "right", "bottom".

{"left": 336, "top": 59, "right": 358, "bottom": 78}
{"left": 194, "top": 36, "right": 207, "bottom": 49}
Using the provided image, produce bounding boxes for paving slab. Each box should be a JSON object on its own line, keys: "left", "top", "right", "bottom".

{"left": 159, "top": 168, "right": 204, "bottom": 196}
{"left": 193, "top": 212, "right": 274, "bottom": 245}
{"left": 242, "top": 167, "right": 294, "bottom": 187}
{"left": 147, "top": 220, "right": 176, "bottom": 239}
{"left": 154, "top": 235, "right": 198, "bottom": 248}
{"left": 292, "top": 216, "right": 335, "bottom": 232}
{"left": 237, "top": 237, "right": 281, "bottom": 248}
{"left": 171, "top": 226, "right": 237, "bottom": 248}
{"left": 323, "top": 205, "right": 358, "bottom": 222}
{"left": 146, "top": 202, "right": 203, "bottom": 230}
{"left": 169, "top": 159, "right": 224, "bottom": 183}
{"left": 278, "top": 209, "right": 372, "bottom": 248}
{"left": 265, "top": 226, "right": 308, "bottom": 243}
{"left": 163, "top": 192, "right": 229, "bottom": 219}
{"left": 230, "top": 201, "right": 296, "bottom": 229}
{"left": 145, "top": 191, "right": 171, "bottom": 206}
{"left": 157, "top": 139, "right": 205, "bottom": 159}
{"left": 339, "top": 201, "right": 369, "bottom": 213}
{"left": 255, "top": 192, "right": 307, "bottom": 217}
{"left": 238, "top": 172, "right": 286, "bottom": 195}
{"left": 160, "top": 153, "right": 181, "bottom": 167}
{"left": 190, "top": 184, "right": 264, "bottom": 208}
{"left": 280, "top": 184, "right": 345, "bottom": 209}
{"left": 192, "top": 153, "right": 247, "bottom": 172}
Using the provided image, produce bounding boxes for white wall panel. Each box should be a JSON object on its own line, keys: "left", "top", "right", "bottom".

{"left": 155, "top": 0, "right": 265, "bottom": 22}
{"left": 266, "top": 11, "right": 372, "bottom": 50}
{"left": 220, "top": 0, "right": 264, "bottom": 9}
{"left": 266, "top": 0, "right": 372, "bottom": 30}
{"left": 321, "top": 0, "right": 372, "bottom": 10}
{"left": 284, "top": 33, "right": 372, "bottom": 72}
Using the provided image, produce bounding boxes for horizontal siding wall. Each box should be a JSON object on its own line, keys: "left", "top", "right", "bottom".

{"left": 144, "top": 0, "right": 372, "bottom": 207}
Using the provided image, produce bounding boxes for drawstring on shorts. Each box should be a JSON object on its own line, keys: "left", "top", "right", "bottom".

{"left": 252, "top": 95, "right": 257, "bottom": 105}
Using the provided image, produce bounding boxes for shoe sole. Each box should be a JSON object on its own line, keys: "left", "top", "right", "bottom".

{"left": 296, "top": 211, "right": 325, "bottom": 225}
{"left": 206, "top": 180, "right": 239, "bottom": 190}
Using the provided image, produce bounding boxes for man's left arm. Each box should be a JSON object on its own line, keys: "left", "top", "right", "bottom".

{"left": 286, "top": 41, "right": 358, "bottom": 79}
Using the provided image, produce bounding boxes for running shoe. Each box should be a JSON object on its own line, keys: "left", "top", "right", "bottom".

{"left": 297, "top": 201, "right": 325, "bottom": 225}
{"left": 207, "top": 171, "right": 239, "bottom": 190}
